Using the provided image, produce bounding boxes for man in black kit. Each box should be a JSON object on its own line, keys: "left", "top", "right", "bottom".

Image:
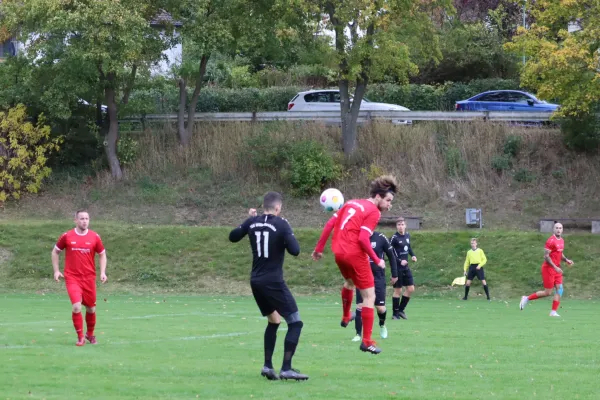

{"left": 390, "top": 217, "right": 417, "bottom": 320}
{"left": 352, "top": 231, "right": 398, "bottom": 342}
{"left": 229, "top": 191, "right": 308, "bottom": 381}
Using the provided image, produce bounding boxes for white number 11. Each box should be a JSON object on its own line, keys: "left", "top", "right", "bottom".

{"left": 255, "top": 231, "right": 270, "bottom": 258}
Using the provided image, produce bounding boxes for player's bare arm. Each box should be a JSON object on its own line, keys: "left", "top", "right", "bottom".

{"left": 51, "top": 247, "right": 64, "bottom": 281}
{"left": 99, "top": 252, "right": 108, "bottom": 283}
{"left": 562, "top": 253, "right": 574, "bottom": 265}
{"left": 544, "top": 249, "right": 562, "bottom": 273}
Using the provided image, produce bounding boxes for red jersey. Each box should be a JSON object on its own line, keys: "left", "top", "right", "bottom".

{"left": 542, "top": 235, "right": 564, "bottom": 269}
{"left": 331, "top": 199, "right": 381, "bottom": 255}
{"left": 55, "top": 229, "right": 105, "bottom": 281}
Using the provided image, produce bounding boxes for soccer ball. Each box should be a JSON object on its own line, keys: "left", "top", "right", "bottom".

{"left": 320, "top": 188, "right": 344, "bottom": 212}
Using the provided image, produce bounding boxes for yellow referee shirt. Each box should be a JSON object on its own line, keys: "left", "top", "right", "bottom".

{"left": 463, "top": 248, "right": 487, "bottom": 272}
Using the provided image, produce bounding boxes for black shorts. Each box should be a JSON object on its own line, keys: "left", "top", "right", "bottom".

{"left": 467, "top": 265, "right": 485, "bottom": 281}
{"left": 393, "top": 266, "right": 414, "bottom": 288}
{"left": 355, "top": 278, "right": 386, "bottom": 306}
{"left": 251, "top": 281, "right": 298, "bottom": 318}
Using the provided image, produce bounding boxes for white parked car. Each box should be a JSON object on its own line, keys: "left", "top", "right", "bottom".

{"left": 287, "top": 89, "right": 411, "bottom": 124}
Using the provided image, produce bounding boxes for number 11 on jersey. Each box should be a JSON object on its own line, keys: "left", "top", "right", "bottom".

{"left": 255, "top": 231, "right": 270, "bottom": 258}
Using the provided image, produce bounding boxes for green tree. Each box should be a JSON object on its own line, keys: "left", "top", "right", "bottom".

{"left": 506, "top": 1, "right": 600, "bottom": 151}
{"left": 414, "top": 19, "right": 519, "bottom": 84}
{"left": 308, "top": 0, "right": 453, "bottom": 155}
{"left": 0, "top": 0, "right": 172, "bottom": 179}
{"left": 170, "top": 0, "right": 297, "bottom": 145}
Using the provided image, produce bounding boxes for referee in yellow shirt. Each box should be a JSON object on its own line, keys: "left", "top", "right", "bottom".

{"left": 462, "top": 238, "right": 490, "bottom": 301}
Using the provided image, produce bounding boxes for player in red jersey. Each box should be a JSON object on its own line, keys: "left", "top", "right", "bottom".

{"left": 520, "top": 222, "right": 574, "bottom": 317}
{"left": 51, "top": 210, "right": 107, "bottom": 346}
{"left": 312, "top": 175, "right": 398, "bottom": 354}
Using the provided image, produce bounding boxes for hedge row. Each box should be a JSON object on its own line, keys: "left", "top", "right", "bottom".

{"left": 140, "top": 78, "right": 520, "bottom": 115}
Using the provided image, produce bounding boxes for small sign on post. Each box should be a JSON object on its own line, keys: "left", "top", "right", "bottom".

{"left": 466, "top": 208, "right": 482, "bottom": 229}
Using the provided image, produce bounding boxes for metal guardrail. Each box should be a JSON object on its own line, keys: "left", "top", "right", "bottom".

{"left": 118, "top": 110, "right": 555, "bottom": 124}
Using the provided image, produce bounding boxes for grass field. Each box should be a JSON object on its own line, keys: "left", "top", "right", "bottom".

{"left": 1, "top": 294, "right": 598, "bottom": 399}
{"left": 1, "top": 220, "right": 599, "bottom": 298}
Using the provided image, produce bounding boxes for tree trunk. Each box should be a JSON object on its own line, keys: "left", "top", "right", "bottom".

{"left": 177, "top": 77, "right": 189, "bottom": 145}
{"left": 338, "top": 79, "right": 355, "bottom": 155}
{"left": 184, "top": 54, "right": 209, "bottom": 142}
{"left": 339, "top": 78, "right": 369, "bottom": 156}
{"left": 104, "top": 73, "right": 123, "bottom": 179}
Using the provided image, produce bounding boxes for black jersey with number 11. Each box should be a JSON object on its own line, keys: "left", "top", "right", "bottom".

{"left": 229, "top": 214, "right": 300, "bottom": 284}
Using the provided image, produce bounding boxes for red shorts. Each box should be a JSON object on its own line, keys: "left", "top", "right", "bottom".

{"left": 541, "top": 267, "right": 563, "bottom": 289}
{"left": 66, "top": 279, "right": 97, "bottom": 307}
{"left": 334, "top": 253, "right": 374, "bottom": 290}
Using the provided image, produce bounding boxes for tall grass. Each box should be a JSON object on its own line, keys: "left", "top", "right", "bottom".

{"left": 124, "top": 121, "right": 600, "bottom": 216}
{"left": 21, "top": 120, "right": 597, "bottom": 228}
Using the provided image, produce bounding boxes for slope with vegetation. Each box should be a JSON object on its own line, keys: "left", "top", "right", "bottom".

{"left": 0, "top": 221, "right": 598, "bottom": 298}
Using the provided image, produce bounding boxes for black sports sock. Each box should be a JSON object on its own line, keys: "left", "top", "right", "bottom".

{"left": 354, "top": 308, "right": 362, "bottom": 336}
{"left": 282, "top": 321, "right": 303, "bottom": 371}
{"left": 464, "top": 285, "right": 470, "bottom": 299}
{"left": 378, "top": 310, "right": 387, "bottom": 326}
{"left": 392, "top": 297, "right": 400, "bottom": 313}
{"left": 399, "top": 296, "right": 410, "bottom": 312}
{"left": 282, "top": 341, "right": 296, "bottom": 371}
{"left": 483, "top": 285, "right": 490, "bottom": 299}
{"left": 264, "top": 322, "right": 279, "bottom": 369}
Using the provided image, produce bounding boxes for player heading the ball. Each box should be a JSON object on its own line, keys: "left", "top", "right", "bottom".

{"left": 312, "top": 175, "right": 398, "bottom": 355}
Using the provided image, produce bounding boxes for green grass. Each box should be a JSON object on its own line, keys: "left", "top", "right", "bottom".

{"left": 1, "top": 294, "right": 598, "bottom": 399}
{"left": 1, "top": 220, "right": 599, "bottom": 298}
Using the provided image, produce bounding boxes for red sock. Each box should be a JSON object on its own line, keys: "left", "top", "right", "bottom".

{"left": 72, "top": 312, "right": 83, "bottom": 338}
{"left": 552, "top": 300, "right": 560, "bottom": 311}
{"left": 85, "top": 312, "right": 96, "bottom": 336}
{"left": 341, "top": 287, "right": 353, "bottom": 321}
{"left": 528, "top": 293, "right": 539, "bottom": 301}
{"left": 361, "top": 307, "right": 374, "bottom": 344}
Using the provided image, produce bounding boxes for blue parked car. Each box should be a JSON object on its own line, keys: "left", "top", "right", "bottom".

{"left": 455, "top": 90, "right": 559, "bottom": 112}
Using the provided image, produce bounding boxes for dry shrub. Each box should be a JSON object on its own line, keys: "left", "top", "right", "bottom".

{"left": 122, "top": 120, "right": 600, "bottom": 217}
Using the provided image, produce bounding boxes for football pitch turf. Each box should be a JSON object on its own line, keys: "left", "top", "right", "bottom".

{"left": 1, "top": 294, "right": 598, "bottom": 399}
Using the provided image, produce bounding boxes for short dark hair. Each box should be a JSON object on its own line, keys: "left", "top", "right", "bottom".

{"left": 396, "top": 217, "right": 405, "bottom": 223}
{"left": 369, "top": 175, "right": 398, "bottom": 198}
{"left": 263, "top": 191, "right": 283, "bottom": 211}
{"left": 75, "top": 209, "right": 88, "bottom": 218}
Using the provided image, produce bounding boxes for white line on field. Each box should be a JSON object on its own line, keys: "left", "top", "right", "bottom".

{"left": 0, "top": 331, "right": 254, "bottom": 350}
{"left": 0, "top": 312, "right": 264, "bottom": 326}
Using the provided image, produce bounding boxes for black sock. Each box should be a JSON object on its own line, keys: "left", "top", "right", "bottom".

{"left": 484, "top": 285, "right": 490, "bottom": 299}
{"left": 378, "top": 310, "right": 387, "bottom": 326}
{"left": 399, "top": 296, "right": 410, "bottom": 312}
{"left": 264, "top": 322, "right": 279, "bottom": 369}
{"left": 464, "top": 285, "right": 470, "bottom": 299}
{"left": 282, "top": 321, "right": 303, "bottom": 371}
{"left": 392, "top": 297, "right": 400, "bottom": 313}
{"left": 354, "top": 308, "right": 362, "bottom": 336}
